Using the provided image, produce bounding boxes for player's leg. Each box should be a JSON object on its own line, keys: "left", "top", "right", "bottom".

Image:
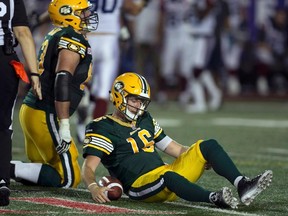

{"left": 129, "top": 142, "right": 237, "bottom": 208}
{"left": 44, "top": 111, "right": 81, "bottom": 188}
{"left": 0, "top": 53, "right": 18, "bottom": 206}
{"left": 185, "top": 37, "right": 207, "bottom": 113}
{"left": 196, "top": 37, "right": 222, "bottom": 111}
{"left": 90, "top": 35, "right": 119, "bottom": 118}
{"left": 157, "top": 31, "right": 178, "bottom": 104}
{"left": 200, "top": 139, "right": 273, "bottom": 205}
{"left": 12, "top": 105, "right": 61, "bottom": 186}
{"left": 13, "top": 105, "right": 81, "bottom": 188}
{"left": 221, "top": 34, "right": 242, "bottom": 96}
{"left": 129, "top": 161, "right": 238, "bottom": 208}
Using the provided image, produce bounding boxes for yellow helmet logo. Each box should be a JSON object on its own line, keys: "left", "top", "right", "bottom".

{"left": 59, "top": 5, "right": 72, "bottom": 15}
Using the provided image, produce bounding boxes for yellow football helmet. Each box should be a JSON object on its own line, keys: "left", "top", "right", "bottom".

{"left": 48, "top": 0, "right": 98, "bottom": 32}
{"left": 110, "top": 73, "right": 151, "bottom": 121}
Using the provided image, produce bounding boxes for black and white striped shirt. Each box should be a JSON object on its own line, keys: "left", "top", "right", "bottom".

{"left": 0, "top": 0, "right": 29, "bottom": 45}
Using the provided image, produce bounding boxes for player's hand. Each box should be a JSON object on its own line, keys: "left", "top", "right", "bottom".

{"left": 56, "top": 119, "right": 71, "bottom": 154}
{"left": 30, "top": 75, "right": 42, "bottom": 100}
{"left": 88, "top": 184, "right": 111, "bottom": 203}
{"left": 56, "top": 139, "right": 71, "bottom": 154}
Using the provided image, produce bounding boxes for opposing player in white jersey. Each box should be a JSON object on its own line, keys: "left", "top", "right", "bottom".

{"left": 220, "top": 0, "right": 245, "bottom": 96}
{"left": 182, "top": 0, "right": 222, "bottom": 113}
{"left": 76, "top": 0, "right": 150, "bottom": 142}
{"left": 157, "top": 0, "right": 191, "bottom": 104}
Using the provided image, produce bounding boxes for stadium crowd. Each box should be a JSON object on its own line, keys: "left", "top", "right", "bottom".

{"left": 19, "top": 0, "right": 288, "bottom": 107}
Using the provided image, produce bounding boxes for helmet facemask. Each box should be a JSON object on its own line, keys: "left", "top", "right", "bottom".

{"left": 75, "top": 4, "right": 98, "bottom": 32}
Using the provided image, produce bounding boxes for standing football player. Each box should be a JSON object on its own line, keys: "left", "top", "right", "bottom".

{"left": 10, "top": 0, "right": 98, "bottom": 188}
{"left": 182, "top": 0, "right": 222, "bottom": 113}
{"left": 81, "top": 72, "right": 273, "bottom": 208}
{"left": 157, "top": 0, "right": 191, "bottom": 104}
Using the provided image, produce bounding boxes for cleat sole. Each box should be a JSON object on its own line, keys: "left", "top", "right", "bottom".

{"left": 241, "top": 170, "right": 273, "bottom": 206}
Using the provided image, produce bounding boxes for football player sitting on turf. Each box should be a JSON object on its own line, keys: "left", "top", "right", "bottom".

{"left": 81, "top": 72, "right": 273, "bottom": 208}
{"left": 10, "top": 0, "right": 98, "bottom": 188}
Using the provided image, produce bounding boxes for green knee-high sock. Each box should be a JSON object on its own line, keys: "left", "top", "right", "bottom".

{"left": 38, "top": 164, "right": 61, "bottom": 187}
{"left": 200, "top": 139, "right": 242, "bottom": 185}
{"left": 163, "top": 171, "right": 211, "bottom": 203}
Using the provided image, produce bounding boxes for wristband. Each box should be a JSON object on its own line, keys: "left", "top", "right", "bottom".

{"left": 60, "top": 118, "right": 70, "bottom": 126}
{"left": 88, "top": 182, "right": 98, "bottom": 189}
{"left": 30, "top": 72, "right": 40, "bottom": 77}
{"left": 59, "top": 118, "right": 71, "bottom": 142}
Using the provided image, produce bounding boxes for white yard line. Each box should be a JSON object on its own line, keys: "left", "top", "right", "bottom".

{"left": 211, "top": 118, "right": 288, "bottom": 128}
{"left": 157, "top": 119, "right": 182, "bottom": 127}
{"left": 265, "top": 147, "right": 288, "bottom": 155}
{"left": 169, "top": 201, "right": 262, "bottom": 216}
{"left": 153, "top": 117, "right": 288, "bottom": 128}
{"left": 229, "top": 148, "right": 288, "bottom": 164}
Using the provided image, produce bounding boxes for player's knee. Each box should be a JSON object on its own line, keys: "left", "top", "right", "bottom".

{"left": 200, "top": 139, "right": 222, "bottom": 160}
{"left": 38, "top": 164, "right": 61, "bottom": 187}
{"left": 163, "top": 171, "right": 181, "bottom": 189}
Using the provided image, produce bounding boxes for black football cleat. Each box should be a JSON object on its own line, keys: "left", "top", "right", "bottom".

{"left": 238, "top": 170, "right": 273, "bottom": 206}
{"left": 0, "top": 180, "right": 10, "bottom": 206}
{"left": 210, "top": 187, "right": 239, "bottom": 209}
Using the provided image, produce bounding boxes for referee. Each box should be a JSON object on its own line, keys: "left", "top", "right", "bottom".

{"left": 0, "top": 0, "right": 41, "bottom": 206}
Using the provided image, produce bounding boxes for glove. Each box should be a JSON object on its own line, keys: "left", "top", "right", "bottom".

{"left": 56, "top": 119, "right": 71, "bottom": 154}
{"left": 119, "top": 26, "right": 130, "bottom": 41}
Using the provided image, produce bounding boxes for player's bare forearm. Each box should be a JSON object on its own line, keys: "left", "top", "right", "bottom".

{"left": 81, "top": 156, "right": 102, "bottom": 187}
{"left": 164, "top": 141, "right": 188, "bottom": 158}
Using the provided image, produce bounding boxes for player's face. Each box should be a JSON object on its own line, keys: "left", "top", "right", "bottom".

{"left": 126, "top": 96, "right": 144, "bottom": 114}
{"left": 75, "top": 8, "right": 91, "bottom": 18}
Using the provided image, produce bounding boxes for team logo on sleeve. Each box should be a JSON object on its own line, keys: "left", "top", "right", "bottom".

{"left": 153, "top": 118, "right": 161, "bottom": 135}
{"left": 59, "top": 5, "right": 72, "bottom": 15}
{"left": 67, "top": 43, "right": 80, "bottom": 52}
{"left": 84, "top": 137, "right": 92, "bottom": 144}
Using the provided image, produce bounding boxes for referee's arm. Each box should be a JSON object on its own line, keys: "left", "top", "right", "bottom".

{"left": 13, "top": 26, "right": 38, "bottom": 75}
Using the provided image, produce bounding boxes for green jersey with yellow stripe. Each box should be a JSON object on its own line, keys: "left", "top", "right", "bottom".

{"left": 23, "top": 26, "right": 92, "bottom": 115}
{"left": 83, "top": 112, "right": 169, "bottom": 192}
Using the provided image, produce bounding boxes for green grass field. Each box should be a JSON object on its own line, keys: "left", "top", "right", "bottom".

{"left": 4, "top": 99, "right": 288, "bottom": 215}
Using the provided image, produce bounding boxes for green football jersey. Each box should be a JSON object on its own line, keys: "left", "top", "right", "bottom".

{"left": 23, "top": 26, "right": 92, "bottom": 115}
{"left": 83, "top": 112, "right": 168, "bottom": 192}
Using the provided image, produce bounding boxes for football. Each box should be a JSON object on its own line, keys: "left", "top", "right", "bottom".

{"left": 98, "top": 176, "right": 123, "bottom": 200}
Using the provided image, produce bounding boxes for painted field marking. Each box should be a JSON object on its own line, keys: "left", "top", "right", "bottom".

{"left": 151, "top": 117, "right": 288, "bottom": 128}
{"left": 265, "top": 147, "right": 288, "bottom": 155}
{"left": 72, "top": 190, "right": 258, "bottom": 216}
{"left": 0, "top": 209, "right": 57, "bottom": 214}
{"left": 169, "top": 201, "right": 261, "bottom": 216}
{"left": 12, "top": 197, "right": 184, "bottom": 215}
{"left": 211, "top": 118, "right": 288, "bottom": 128}
{"left": 120, "top": 195, "right": 260, "bottom": 216}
